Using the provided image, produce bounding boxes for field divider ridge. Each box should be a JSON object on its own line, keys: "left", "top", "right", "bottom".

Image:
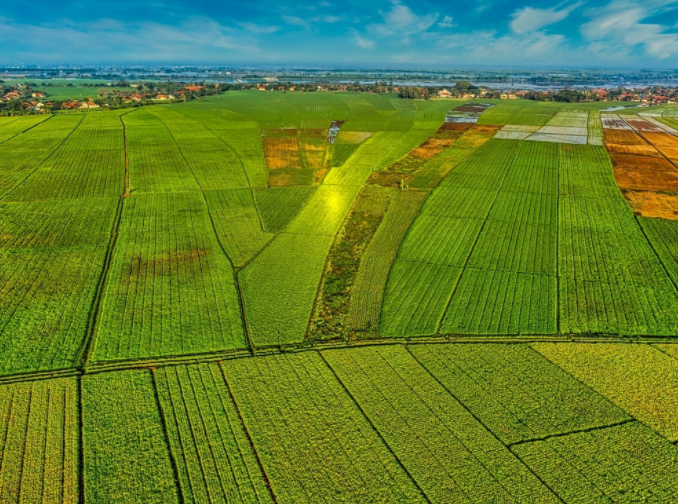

{"left": 75, "top": 109, "right": 138, "bottom": 370}
{"left": 506, "top": 419, "right": 637, "bottom": 448}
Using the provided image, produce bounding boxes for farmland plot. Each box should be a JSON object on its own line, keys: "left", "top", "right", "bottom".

{"left": 242, "top": 126, "right": 430, "bottom": 346}
{"left": 6, "top": 112, "right": 126, "bottom": 201}
{"left": 179, "top": 110, "right": 268, "bottom": 188}
{"left": 146, "top": 108, "right": 252, "bottom": 190}
{"left": 348, "top": 190, "right": 429, "bottom": 333}
{"left": 559, "top": 145, "right": 678, "bottom": 335}
{"left": 253, "top": 186, "right": 316, "bottom": 233}
{"left": 0, "top": 115, "right": 49, "bottom": 144}
{"left": 512, "top": 422, "right": 678, "bottom": 502}
{"left": 410, "top": 344, "right": 629, "bottom": 445}
{"left": 123, "top": 110, "right": 201, "bottom": 194}
{"left": 155, "top": 364, "right": 273, "bottom": 504}
{"left": 82, "top": 370, "right": 180, "bottom": 504}
{"left": 94, "top": 193, "right": 246, "bottom": 362}
{"left": 0, "top": 197, "right": 117, "bottom": 375}
{"left": 323, "top": 345, "right": 559, "bottom": 503}
{"left": 532, "top": 342, "right": 678, "bottom": 442}
{"left": 381, "top": 139, "right": 522, "bottom": 337}
{"left": 0, "top": 114, "right": 83, "bottom": 199}
{"left": 221, "top": 352, "right": 427, "bottom": 503}
{"left": 0, "top": 378, "right": 78, "bottom": 504}
{"left": 639, "top": 218, "right": 678, "bottom": 279}
{"left": 204, "top": 189, "right": 272, "bottom": 268}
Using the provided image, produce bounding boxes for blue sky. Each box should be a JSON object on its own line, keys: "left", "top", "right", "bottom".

{"left": 2, "top": 0, "right": 678, "bottom": 67}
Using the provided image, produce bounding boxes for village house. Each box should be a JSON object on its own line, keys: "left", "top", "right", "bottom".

{"left": 130, "top": 94, "right": 142, "bottom": 101}
{"left": 79, "top": 101, "right": 100, "bottom": 109}
{"left": 257, "top": 84, "right": 266, "bottom": 91}
{"left": 31, "top": 92, "right": 45, "bottom": 98}
{"left": 3, "top": 91, "right": 20, "bottom": 100}
{"left": 154, "top": 94, "right": 175, "bottom": 100}
{"left": 437, "top": 89, "right": 452, "bottom": 98}
{"left": 60, "top": 101, "right": 80, "bottom": 109}
{"left": 185, "top": 86, "right": 202, "bottom": 92}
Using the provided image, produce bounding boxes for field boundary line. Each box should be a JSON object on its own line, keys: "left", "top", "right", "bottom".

{"left": 151, "top": 112, "right": 256, "bottom": 354}
{"left": 556, "top": 144, "right": 562, "bottom": 334}
{"left": 150, "top": 369, "right": 186, "bottom": 504}
{"left": 217, "top": 364, "right": 279, "bottom": 504}
{"left": 405, "top": 345, "right": 565, "bottom": 503}
{"left": 507, "top": 419, "right": 636, "bottom": 448}
{"left": 77, "top": 376, "right": 85, "bottom": 504}
{"left": 318, "top": 350, "right": 433, "bottom": 504}
{"left": 76, "top": 109, "right": 137, "bottom": 369}
{"left": 0, "top": 114, "right": 84, "bottom": 203}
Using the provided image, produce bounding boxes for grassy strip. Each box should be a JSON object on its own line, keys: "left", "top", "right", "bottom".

{"left": 307, "top": 185, "right": 395, "bottom": 341}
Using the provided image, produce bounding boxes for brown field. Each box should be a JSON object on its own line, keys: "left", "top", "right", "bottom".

{"left": 609, "top": 154, "right": 677, "bottom": 171}
{"left": 640, "top": 131, "right": 678, "bottom": 148}
{"left": 263, "top": 137, "right": 303, "bottom": 169}
{"left": 601, "top": 116, "right": 631, "bottom": 129}
{"left": 440, "top": 122, "right": 474, "bottom": 131}
{"left": 603, "top": 129, "right": 646, "bottom": 145}
{"left": 614, "top": 168, "right": 678, "bottom": 192}
{"left": 411, "top": 135, "right": 460, "bottom": 159}
{"left": 623, "top": 190, "right": 678, "bottom": 220}
{"left": 624, "top": 118, "right": 664, "bottom": 132}
{"left": 658, "top": 147, "right": 678, "bottom": 161}
{"left": 604, "top": 144, "right": 661, "bottom": 157}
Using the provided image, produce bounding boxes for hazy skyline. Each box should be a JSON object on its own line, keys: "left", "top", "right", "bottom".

{"left": 2, "top": 0, "right": 678, "bottom": 67}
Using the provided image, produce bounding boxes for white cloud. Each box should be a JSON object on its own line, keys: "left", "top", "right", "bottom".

{"left": 355, "top": 33, "right": 375, "bottom": 49}
{"left": 0, "top": 16, "right": 260, "bottom": 63}
{"left": 439, "top": 30, "right": 568, "bottom": 62}
{"left": 282, "top": 15, "right": 310, "bottom": 29}
{"left": 438, "top": 16, "right": 454, "bottom": 28}
{"left": 369, "top": 1, "right": 438, "bottom": 36}
{"left": 581, "top": 0, "right": 678, "bottom": 59}
{"left": 237, "top": 22, "right": 280, "bottom": 34}
{"left": 510, "top": 3, "right": 582, "bottom": 34}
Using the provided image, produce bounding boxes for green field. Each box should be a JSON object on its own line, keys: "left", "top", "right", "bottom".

{"left": 1, "top": 92, "right": 678, "bottom": 501}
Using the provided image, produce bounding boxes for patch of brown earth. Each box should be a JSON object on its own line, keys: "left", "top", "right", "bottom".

{"left": 614, "top": 168, "right": 678, "bottom": 192}
{"left": 623, "top": 190, "right": 678, "bottom": 220}
{"left": 604, "top": 129, "right": 647, "bottom": 145}
{"left": 609, "top": 154, "right": 677, "bottom": 171}
{"left": 263, "top": 137, "right": 302, "bottom": 170}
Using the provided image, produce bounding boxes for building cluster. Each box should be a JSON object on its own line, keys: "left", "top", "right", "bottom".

{"left": 0, "top": 83, "right": 215, "bottom": 114}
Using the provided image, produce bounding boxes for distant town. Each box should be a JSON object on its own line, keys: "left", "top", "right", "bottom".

{"left": 2, "top": 64, "right": 678, "bottom": 115}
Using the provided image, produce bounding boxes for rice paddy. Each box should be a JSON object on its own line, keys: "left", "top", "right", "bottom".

{"left": 1, "top": 93, "right": 678, "bottom": 502}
